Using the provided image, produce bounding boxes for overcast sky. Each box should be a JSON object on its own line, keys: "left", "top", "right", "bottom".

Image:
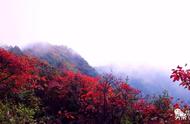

{"left": 0, "top": 0, "right": 190, "bottom": 69}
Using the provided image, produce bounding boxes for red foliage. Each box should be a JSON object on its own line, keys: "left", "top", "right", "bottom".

{"left": 1, "top": 48, "right": 189, "bottom": 123}
{"left": 171, "top": 65, "right": 190, "bottom": 90}
{"left": 133, "top": 99, "right": 156, "bottom": 116}
{"left": 0, "top": 48, "right": 39, "bottom": 95}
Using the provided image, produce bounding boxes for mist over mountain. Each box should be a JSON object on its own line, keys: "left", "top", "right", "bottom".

{"left": 4, "top": 43, "right": 97, "bottom": 77}
{"left": 24, "top": 43, "right": 98, "bottom": 77}
{"left": 96, "top": 65, "right": 190, "bottom": 103}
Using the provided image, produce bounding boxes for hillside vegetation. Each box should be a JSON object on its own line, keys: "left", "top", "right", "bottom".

{"left": 0, "top": 44, "right": 189, "bottom": 123}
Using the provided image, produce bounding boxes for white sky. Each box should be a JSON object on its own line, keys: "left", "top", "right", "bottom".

{"left": 0, "top": 0, "right": 190, "bottom": 69}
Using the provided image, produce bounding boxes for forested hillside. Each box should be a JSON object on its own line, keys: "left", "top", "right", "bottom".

{"left": 7, "top": 43, "right": 97, "bottom": 77}
{"left": 0, "top": 45, "right": 189, "bottom": 123}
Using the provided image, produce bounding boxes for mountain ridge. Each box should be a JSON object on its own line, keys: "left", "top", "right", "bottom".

{"left": 4, "top": 43, "right": 98, "bottom": 77}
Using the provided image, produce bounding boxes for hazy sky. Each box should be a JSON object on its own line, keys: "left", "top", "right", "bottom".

{"left": 0, "top": 0, "right": 190, "bottom": 69}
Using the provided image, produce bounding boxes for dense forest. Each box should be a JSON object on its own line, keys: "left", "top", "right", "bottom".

{"left": 0, "top": 44, "right": 190, "bottom": 124}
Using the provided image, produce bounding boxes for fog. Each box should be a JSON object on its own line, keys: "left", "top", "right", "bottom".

{"left": 96, "top": 64, "right": 190, "bottom": 103}
{"left": 0, "top": 0, "right": 190, "bottom": 70}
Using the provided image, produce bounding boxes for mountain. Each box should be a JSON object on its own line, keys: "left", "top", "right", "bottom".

{"left": 96, "top": 65, "right": 190, "bottom": 103}
{"left": 8, "top": 46, "right": 23, "bottom": 55}
{"left": 23, "top": 43, "right": 97, "bottom": 76}
{"left": 4, "top": 43, "right": 97, "bottom": 77}
{"left": 1, "top": 45, "right": 23, "bottom": 55}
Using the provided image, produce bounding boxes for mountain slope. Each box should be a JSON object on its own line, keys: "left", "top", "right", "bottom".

{"left": 23, "top": 43, "right": 97, "bottom": 76}
{"left": 6, "top": 43, "right": 97, "bottom": 77}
